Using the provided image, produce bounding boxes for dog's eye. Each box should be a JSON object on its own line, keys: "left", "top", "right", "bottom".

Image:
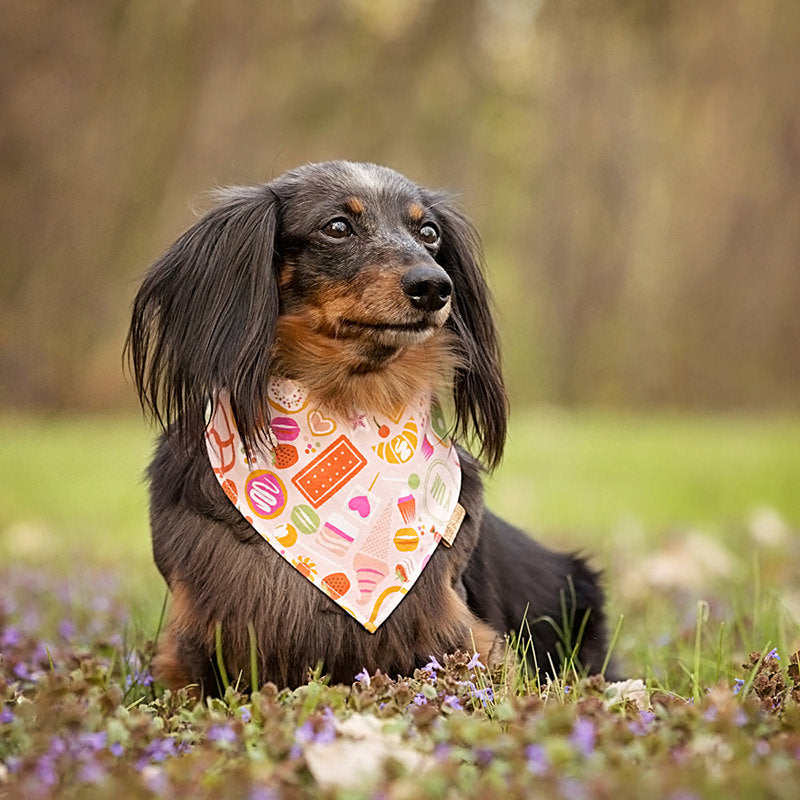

{"left": 322, "top": 218, "right": 353, "bottom": 239}
{"left": 419, "top": 223, "right": 440, "bottom": 246}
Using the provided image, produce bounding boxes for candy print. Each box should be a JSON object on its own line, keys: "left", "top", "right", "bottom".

{"left": 321, "top": 572, "right": 350, "bottom": 600}
{"left": 272, "top": 443, "right": 298, "bottom": 470}
{"left": 290, "top": 504, "right": 320, "bottom": 535}
{"left": 293, "top": 555, "right": 317, "bottom": 579}
{"left": 374, "top": 420, "right": 418, "bottom": 464}
{"left": 292, "top": 435, "right": 367, "bottom": 508}
{"left": 221, "top": 479, "right": 238, "bottom": 503}
{"left": 274, "top": 523, "right": 297, "bottom": 548}
{"left": 268, "top": 377, "right": 308, "bottom": 413}
{"left": 397, "top": 494, "right": 416, "bottom": 523}
{"left": 206, "top": 401, "right": 237, "bottom": 475}
{"left": 318, "top": 514, "right": 357, "bottom": 557}
{"left": 205, "top": 381, "right": 461, "bottom": 631}
{"left": 423, "top": 460, "right": 458, "bottom": 523}
{"left": 393, "top": 527, "right": 419, "bottom": 552}
{"left": 245, "top": 471, "right": 287, "bottom": 519}
{"left": 308, "top": 408, "right": 337, "bottom": 436}
{"left": 270, "top": 417, "right": 300, "bottom": 441}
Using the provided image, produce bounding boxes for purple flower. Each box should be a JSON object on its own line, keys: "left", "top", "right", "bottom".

{"left": 294, "top": 707, "right": 337, "bottom": 748}
{"left": 35, "top": 755, "right": 58, "bottom": 786}
{"left": 425, "top": 655, "right": 444, "bottom": 672}
{"left": 207, "top": 724, "right": 238, "bottom": 744}
{"left": 110, "top": 742, "right": 125, "bottom": 757}
{"left": 77, "top": 759, "right": 106, "bottom": 784}
{"left": 354, "top": 668, "right": 371, "bottom": 687}
{"left": 0, "top": 707, "right": 13, "bottom": 724}
{"left": 765, "top": 648, "right": 779, "bottom": 661}
{"left": 1, "top": 626, "right": 21, "bottom": 648}
{"left": 79, "top": 731, "right": 107, "bottom": 751}
{"left": 58, "top": 620, "right": 76, "bottom": 640}
{"left": 570, "top": 718, "right": 596, "bottom": 757}
{"left": 733, "top": 679, "right": 745, "bottom": 696}
{"left": 442, "top": 694, "right": 463, "bottom": 711}
{"left": 239, "top": 706, "right": 252, "bottom": 723}
{"left": 628, "top": 710, "right": 655, "bottom": 736}
{"left": 469, "top": 685, "right": 494, "bottom": 707}
{"left": 141, "top": 737, "right": 177, "bottom": 765}
{"left": 412, "top": 693, "right": 428, "bottom": 706}
{"left": 466, "top": 652, "right": 485, "bottom": 672}
{"left": 526, "top": 744, "right": 549, "bottom": 776}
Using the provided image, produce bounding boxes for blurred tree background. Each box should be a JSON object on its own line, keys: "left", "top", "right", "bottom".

{"left": 1, "top": 0, "right": 799, "bottom": 415}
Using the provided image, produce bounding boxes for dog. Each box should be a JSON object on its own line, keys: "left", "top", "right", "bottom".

{"left": 126, "top": 160, "right": 611, "bottom": 695}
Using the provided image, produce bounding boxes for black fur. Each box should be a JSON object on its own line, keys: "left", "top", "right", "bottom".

{"left": 126, "top": 161, "right": 611, "bottom": 693}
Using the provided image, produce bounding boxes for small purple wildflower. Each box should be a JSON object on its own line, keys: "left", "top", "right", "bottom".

{"left": 425, "top": 655, "right": 444, "bottom": 671}
{"left": 141, "top": 736, "right": 178, "bottom": 765}
{"left": 442, "top": 694, "right": 463, "bottom": 711}
{"left": 208, "top": 724, "right": 238, "bottom": 744}
{"left": 294, "top": 707, "right": 337, "bottom": 748}
{"left": 628, "top": 710, "right": 655, "bottom": 736}
{"left": 77, "top": 759, "right": 106, "bottom": 784}
{"left": 469, "top": 685, "right": 494, "bottom": 707}
{"left": 421, "top": 655, "right": 443, "bottom": 683}
{"left": 239, "top": 706, "right": 252, "bottom": 723}
{"left": 466, "top": 652, "right": 485, "bottom": 672}
{"left": 733, "top": 678, "right": 745, "bottom": 695}
{"left": 412, "top": 693, "right": 428, "bottom": 706}
{"left": 1, "top": 626, "right": 21, "bottom": 648}
{"left": 354, "top": 667, "right": 371, "bottom": 687}
{"left": 57, "top": 619, "right": 76, "bottom": 640}
{"left": 570, "top": 717, "right": 596, "bottom": 757}
{"left": 526, "top": 743, "right": 549, "bottom": 775}
{"left": 765, "top": 648, "right": 780, "bottom": 661}
{"left": 110, "top": 742, "right": 125, "bottom": 757}
{"left": 0, "top": 707, "right": 13, "bottom": 724}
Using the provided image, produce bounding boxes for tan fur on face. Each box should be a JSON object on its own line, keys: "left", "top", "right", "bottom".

{"left": 272, "top": 312, "right": 458, "bottom": 417}
{"left": 272, "top": 265, "right": 456, "bottom": 415}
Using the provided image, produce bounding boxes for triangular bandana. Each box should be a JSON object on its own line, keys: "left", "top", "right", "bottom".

{"left": 205, "top": 378, "right": 463, "bottom": 632}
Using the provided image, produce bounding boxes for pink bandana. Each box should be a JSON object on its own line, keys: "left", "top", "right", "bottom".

{"left": 205, "top": 378, "right": 463, "bottom": 631}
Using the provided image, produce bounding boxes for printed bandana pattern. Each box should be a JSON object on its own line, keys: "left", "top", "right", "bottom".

{"left": 205, "top": 378, "right": 462, "bottom": 631}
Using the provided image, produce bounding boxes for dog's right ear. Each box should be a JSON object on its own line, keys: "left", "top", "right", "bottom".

{"left": 125, "top": 186, "right": 279, "bottom": 453}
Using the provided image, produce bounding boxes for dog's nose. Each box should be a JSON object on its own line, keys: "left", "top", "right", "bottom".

{"left": 401, "top": 266, "right": 453, "bottom": 312}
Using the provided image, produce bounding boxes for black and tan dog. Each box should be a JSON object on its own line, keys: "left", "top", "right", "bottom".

{"left": 126, "top": 161, "right": 610, "bottom": 694}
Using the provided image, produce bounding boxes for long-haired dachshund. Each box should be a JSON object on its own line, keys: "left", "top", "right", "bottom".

{"left": 126, "top": 161, "right": 611, "bottom": 694}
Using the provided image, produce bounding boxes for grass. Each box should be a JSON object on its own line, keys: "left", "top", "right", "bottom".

{"left": 1, "top": 410, "right": 799, "bottom": 797}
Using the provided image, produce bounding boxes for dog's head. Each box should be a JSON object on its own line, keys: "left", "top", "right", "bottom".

{"left": 127, "top": 161, "right": 508, "bottom": 468}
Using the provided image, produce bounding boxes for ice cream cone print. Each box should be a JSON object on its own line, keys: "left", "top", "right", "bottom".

{"left": 353, "top": 502, "right": 391, "bottom": 604}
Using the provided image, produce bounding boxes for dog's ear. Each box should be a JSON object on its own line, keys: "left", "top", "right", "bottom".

{"left": 424, "top": 191, "right": 508, "bottom": 470}
{"left": 126, "top": 186, "right": 279, "bottom": 453}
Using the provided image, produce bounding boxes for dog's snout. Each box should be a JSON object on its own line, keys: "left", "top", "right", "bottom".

{"left": 401, "top": 266, "right": 453, "bottom": 313}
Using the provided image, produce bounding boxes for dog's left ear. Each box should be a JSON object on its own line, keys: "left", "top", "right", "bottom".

{"left": 423, "top": 190, "right": 508, "bottom": 470}
{"left": 126, "top": 186, "right": 280, "bottom": 454}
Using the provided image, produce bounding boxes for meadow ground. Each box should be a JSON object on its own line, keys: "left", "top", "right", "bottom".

{"left": 1, "top": 411, "right": 799, "bottom": 798}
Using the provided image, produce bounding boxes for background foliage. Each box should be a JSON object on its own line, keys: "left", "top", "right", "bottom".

{"left": 2, "top": 0, "right": 799, "bottom": 413}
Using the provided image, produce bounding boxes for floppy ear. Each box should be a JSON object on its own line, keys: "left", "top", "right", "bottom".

{"left": 126, "top": 185, "right": 280, "bottom": 454}
{"left": 424, "top": 191, "right": 508, "bottom": 470}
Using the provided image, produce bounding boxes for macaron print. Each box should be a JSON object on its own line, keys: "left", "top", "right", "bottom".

{"left": 291, "top": 504, "right": 320, "bottom": 535}
{"left": 393, "top": 527, "right": 419, "bottom": 552}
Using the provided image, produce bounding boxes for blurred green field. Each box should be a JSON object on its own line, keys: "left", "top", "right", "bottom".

{"left": 1, "top": 410, "right": 798, "bottom": 686}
